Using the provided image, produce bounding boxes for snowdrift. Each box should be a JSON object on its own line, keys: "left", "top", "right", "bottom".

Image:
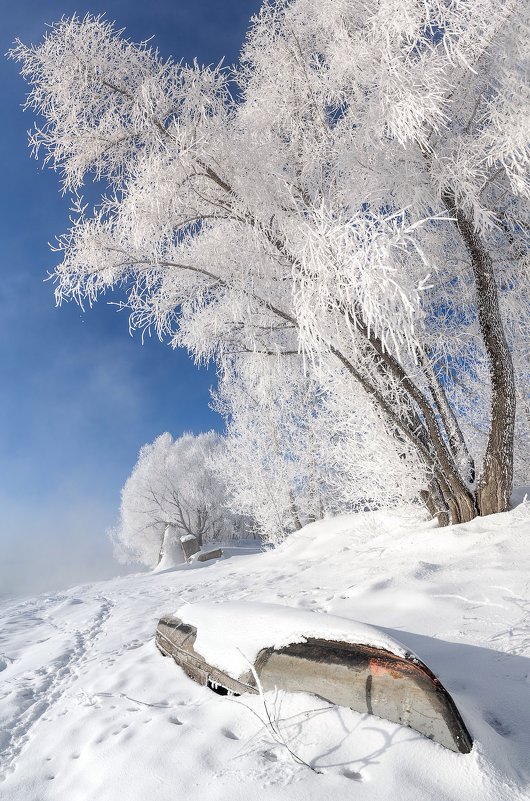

{"left": 1, "top": 504, "right": 529, "bottom": 800}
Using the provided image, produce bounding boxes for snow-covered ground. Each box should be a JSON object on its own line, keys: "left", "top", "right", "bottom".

{"left": 1, "top": 505, "right": 529, "bottom": 801}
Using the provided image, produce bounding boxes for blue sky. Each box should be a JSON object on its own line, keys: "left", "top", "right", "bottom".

{"left": 0, "top": 0, "right": 261, "bottom": 597}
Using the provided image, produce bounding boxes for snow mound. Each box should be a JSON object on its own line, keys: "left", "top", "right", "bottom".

{"left": 175, "top": 600, "right": 410, "bottom": 678}
{"left": 1, "top": 502, "right": 529, "bottom": 800}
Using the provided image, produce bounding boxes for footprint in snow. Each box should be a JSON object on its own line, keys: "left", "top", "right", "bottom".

{"left": 413, "top": 562, "right": 442, "bottom": 580}
{"left": 484, "top": 711, "right": 511, "bottom": 736}
{"left": 371, "top": 579, "right": 393, "bottom": 591}
{"left": 123, "top": 640, "right": 143, "bottom": 650}
{"left": 221, "top": 728, "right": 239, "bottom": 740}
{"left": 341, "top": 767, "right": 363, "bottom": 781}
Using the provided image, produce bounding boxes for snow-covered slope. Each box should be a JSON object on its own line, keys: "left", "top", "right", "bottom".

{"left": 1, "top": 506, "right": 529, "bottom": 800}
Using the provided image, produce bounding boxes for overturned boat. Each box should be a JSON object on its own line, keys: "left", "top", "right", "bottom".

{"left": 155, "top": 601, "right": 472, "bottom": 754}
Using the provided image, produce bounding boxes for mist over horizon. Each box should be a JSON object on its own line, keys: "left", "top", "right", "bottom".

{"left": 0, "top": 0, "right": 258, "bottom": 601}
{"left": 0, "top": 500, "right": 145, "bottom": 600}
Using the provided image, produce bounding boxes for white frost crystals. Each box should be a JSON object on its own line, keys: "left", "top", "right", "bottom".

{"left": 10, "top": 1, "right": 530, "bottom": 525}
{"left": 293, "top": 204, "right": 435, "bottom": 362}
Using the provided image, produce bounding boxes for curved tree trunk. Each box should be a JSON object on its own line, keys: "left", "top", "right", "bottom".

{"left": 443, "top": 192, "right": 516, "bottom": 516}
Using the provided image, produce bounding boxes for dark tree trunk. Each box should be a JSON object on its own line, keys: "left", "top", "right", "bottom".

{"left": 289, "top": 490, "right": 304, "bottom": 531}
{"left": 443, "top": 192, "right": 516, "bottom": 517}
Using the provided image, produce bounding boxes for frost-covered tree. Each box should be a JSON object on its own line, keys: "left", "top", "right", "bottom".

{"left": 318, "top": 365, "right": 428, "bottom": 513}
{"left": 214, "top": 355, "right": 335, "bottom": 543}
{"left": 111, "top": 432, "right": 239, "bottom": 568}
{"left": 11, "top": 2, "right": 529, "bottom": 525}
{"left": 215, "top": 354, "right": 425, "bottom": 542}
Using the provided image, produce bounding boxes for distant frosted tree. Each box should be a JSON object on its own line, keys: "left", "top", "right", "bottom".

{"left": 111, "top": 432, "right": 239, "bottom": 568}
{"left": 12, "top": 2, "right": 529, "bottom": 525}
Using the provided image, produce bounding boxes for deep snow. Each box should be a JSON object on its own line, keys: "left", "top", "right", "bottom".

{"left": 1, "top": 505, "right": 529, "bottom": 800}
